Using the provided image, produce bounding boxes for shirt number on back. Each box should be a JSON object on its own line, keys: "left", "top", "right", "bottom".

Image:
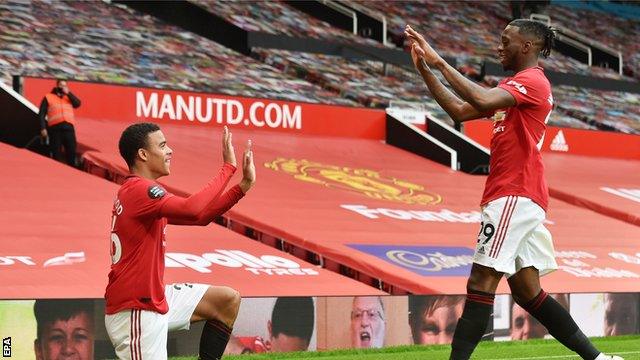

{"left": 110, "top": 199, "right": 123, "bottom": 264}
{"left": 111, "top": 233, "right": 122, "bottom": 265}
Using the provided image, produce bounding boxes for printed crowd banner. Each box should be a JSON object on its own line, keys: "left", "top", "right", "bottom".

{"left": 22, "top": 77, "right": 386, "bottom": 139}
{"left": 0, "top": 293, "right": 636, "bottom": 358}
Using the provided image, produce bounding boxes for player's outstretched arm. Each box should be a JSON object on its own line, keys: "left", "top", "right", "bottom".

{"left": 160, "top": 127, "right": 238, "bottom": 221}
{"left": 410, "top": 43, "right": 490, "bottom": 123}
{"left": 168, "top": 140, "right": 255, "bottom": 226}
{"left": 405, "top": 25, "right": 515, "bottom": 114}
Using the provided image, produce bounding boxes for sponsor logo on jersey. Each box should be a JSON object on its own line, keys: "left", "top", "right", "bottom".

{"left": 492, "top": 111, "right": 507, "bottom": 134}
{"left": 506, "top": 80, "right": 527, "bottom": 94}
{"left": 348, "top": 245, "right": 474, "bottom": 276}
{"left": 492, "top": 110, "right": 506, "bottom": 123}
{"left": 265, "top": 158, "right": 442, "bottom": 205}
{"left": 148, "top": 185, "right": 166, "bottom": 199}
{"left": 550, "top": 130, "right": 569, "bottom": 152}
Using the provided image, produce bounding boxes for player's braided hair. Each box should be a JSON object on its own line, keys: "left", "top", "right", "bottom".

{"left": 509, "top": 19, "right": 556, "bottom": 58}
{"left": 119, "top": 122, "right": 161, "bottom": 168}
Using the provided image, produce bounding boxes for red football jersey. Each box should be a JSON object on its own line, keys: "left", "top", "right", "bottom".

{"left": 481, "top": 66, "right": 553, "bottom": 210}
{"left": 105, "top": 176, "right": 174, "bottom": 314}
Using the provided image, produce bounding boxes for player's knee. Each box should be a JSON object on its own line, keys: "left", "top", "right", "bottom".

{"left": 227, "top": 288, "right": 241, "bottom": 316}
{"left": 467, "top": 265, "right": 500, "bottom": 294}
{"left": 511, "top": 286, "right": 540, "bottom": 305}
{"left": 213, "top": 287, "right": 240, "bottom": 321}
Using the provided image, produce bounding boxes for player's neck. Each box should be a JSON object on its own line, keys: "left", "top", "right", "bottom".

{"left": 130, "top": 166, "right": 161, "bottom": 181}
{"left": 514, "top": 57, "right": 539, "bottom": 73}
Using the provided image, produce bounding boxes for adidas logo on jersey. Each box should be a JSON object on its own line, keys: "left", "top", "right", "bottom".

{"left": 550, "top": 130, "right": 569, "bottom": 152}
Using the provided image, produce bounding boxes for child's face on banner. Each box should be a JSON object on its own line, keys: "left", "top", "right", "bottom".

{"left": 35, "top": 312, "right": 94, "bottom": 360}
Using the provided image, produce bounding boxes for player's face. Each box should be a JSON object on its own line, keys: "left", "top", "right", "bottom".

{"left": 416, "top": 301, "right": 462, "bottom": 344}
{"left": 498, "top": 25, "right": 523, "bottom": 71}
{"left": 350, "top": 297, "right": 385, "bottom": 349}
{"left": 510, "top": 304, "right": 546, "bottom": 339}
{"left": 34, "top": 312, "right": 94, "bottom": 360}
{"left": 144, "top": 130, "right": 173, "bottom": 177}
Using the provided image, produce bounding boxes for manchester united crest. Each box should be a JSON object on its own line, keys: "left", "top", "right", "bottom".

{"left": 265, "top": 158, "right": 442, "bottom": 205}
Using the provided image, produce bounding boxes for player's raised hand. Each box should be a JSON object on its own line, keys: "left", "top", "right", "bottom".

{"left": 222, "top": 126, "right": 237, "bottom": 167}
{"left": 410, "top": 42, "right": 428, "bottom": 70}
{"left": 405, "top": 25, "right": 442, "bottom": 67}
{"left": 239, "top": 140, "right": 256, "bottom": 194}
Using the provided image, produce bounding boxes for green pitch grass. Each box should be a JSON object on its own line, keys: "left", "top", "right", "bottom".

{"left": 170, "top": 336, "right": 640, "bottom": 360}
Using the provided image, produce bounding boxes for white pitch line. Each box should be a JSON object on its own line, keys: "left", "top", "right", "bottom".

{"left": 486, "top": 351, "right": 640, "bottom": 360}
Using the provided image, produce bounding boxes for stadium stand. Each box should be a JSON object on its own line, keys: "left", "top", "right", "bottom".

{"left": 251, "top": 48, "right": 443, "bottom": 109}
{"left": 545, "top": 2, "right": 640, "bottom": 79}
{"left": 192, "top": 0, "right": 383, "bottom": 47}
{"left": 553, "top": 86, "right": 640, "bottom": 134}
{"left": 358, "top": 0, "right": 632, "bottom": 80}
{"left": 0, "top": 0, "right": 357, "bottom": 105}
{"left": 2, "top": 0, "right": 639, "bottom": 134}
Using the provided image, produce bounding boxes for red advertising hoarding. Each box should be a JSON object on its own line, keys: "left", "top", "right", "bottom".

{"left": 22, "top": 77, "right": 386, "bottom": 139}
{"left": 463, "top": 119, "right": 640, "bottom": 160}
{"left": 0, "top": 143, "right": 384, "bottom": 299}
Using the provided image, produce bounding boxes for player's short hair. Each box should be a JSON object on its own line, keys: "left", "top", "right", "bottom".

{"left": 509, "top": 19, "right": 556, "bottom": 58}
{"left": 56, "top": 78, "right": 66, "bottom": 86}
{"left": 118, "top": 122, "right": 161, "bottom": 168}
{"left": 34, "top": 299, "right": 94, "bottom": 339}
{"left": 271, "top": 297, "right": 314, "bottom": 344}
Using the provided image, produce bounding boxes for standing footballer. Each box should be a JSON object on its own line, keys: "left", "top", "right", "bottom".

{"left": 405, "top": 20, "right": 622, "bottom": 360}
{"left": 105, "top": 123, "right": 255, "bottom": 360}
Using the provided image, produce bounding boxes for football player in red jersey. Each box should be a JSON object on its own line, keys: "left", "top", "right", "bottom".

{"left": 105, "top": 123, "right": 255, "bottom": 360}
{"left": 406, "top": 20, "right": 621, "bottom": 360}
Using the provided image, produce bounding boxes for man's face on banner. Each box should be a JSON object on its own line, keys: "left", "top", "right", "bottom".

{"left": 34, "top": 312, "right": 94, "bottom": 360}
{"left": 350, "top": 296, "right": 385, "bottom": 348}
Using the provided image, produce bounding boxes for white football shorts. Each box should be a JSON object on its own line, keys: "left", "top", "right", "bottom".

{"left": 473, "top": 195, "right": 558, "bottom": 278}
{"left": 105, "top": 283, "right": 209, "bottom": 360}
